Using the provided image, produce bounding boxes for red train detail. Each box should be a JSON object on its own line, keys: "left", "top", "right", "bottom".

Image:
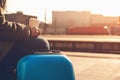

{"left": 66, "top": 26, "right": 110, "bottom": 35}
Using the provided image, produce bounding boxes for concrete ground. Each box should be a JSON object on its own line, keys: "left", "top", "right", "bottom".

{"left": 61, "top": 51, "right": 120, "bottom": 80}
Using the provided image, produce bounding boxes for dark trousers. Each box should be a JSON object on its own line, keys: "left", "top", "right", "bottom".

{"left": 0, "top": 36, "right": 50, "bottom": 80}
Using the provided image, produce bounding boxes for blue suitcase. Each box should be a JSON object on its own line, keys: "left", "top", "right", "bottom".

{"left": 17, "top": 53, "right": 75, "bottom": 80}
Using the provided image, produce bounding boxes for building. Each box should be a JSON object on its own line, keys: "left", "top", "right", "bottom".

{"left": 5, "top": 11, "right": 37, "bottom": 25}
{"left": 5, "top": 11, "right": 120, "bottom": 35}
{"left": 47, "top": 11, "right": 120, "bottom": 35}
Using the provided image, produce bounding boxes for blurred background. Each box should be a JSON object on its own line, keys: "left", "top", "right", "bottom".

{"left": 5, "top": 0, "right": 120, "bottom": 35}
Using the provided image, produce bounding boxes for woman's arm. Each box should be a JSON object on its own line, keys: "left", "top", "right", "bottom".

{"left": 0, "top": 8, "right": 30, "bottom": 41}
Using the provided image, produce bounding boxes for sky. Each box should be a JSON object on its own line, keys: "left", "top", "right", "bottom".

{"left": 6, "top": 0, "right": 120, "bottom": 22}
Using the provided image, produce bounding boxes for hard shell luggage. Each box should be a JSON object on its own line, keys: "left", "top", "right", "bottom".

{"left": 17, "top": 53, "right": 75, "bottom": 80}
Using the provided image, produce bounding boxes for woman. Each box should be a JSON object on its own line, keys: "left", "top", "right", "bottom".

{"left": 0, "top": 0, "right": 50, "bottom": 80}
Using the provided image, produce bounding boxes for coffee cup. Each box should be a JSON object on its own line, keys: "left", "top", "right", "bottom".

{"left": 29, "top": 18, "right": 40, "bottom": 27}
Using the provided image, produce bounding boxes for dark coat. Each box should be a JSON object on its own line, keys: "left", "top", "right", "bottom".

{"left": 0, "top": 8, "right": 31, "bottom": 60}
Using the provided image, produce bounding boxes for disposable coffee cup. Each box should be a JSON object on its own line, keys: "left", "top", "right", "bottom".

{"left": 29, "top": 18, "right": 40, "bottom": 27}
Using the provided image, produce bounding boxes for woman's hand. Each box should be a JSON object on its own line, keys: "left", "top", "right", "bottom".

{"left": 29, "top": 18, "right": 41, "bottom": 37}
{"left": 29, "top": 27, "right": 41, "bottom": 37}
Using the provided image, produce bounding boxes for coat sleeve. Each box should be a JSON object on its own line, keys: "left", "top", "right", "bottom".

{"left": 0, "top": 9, "right": 31, "bottom": 41}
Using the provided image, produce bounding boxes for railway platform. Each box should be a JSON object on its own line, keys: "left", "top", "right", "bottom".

{"left": 42, "top": 35, "right": 120, "bottom": 53}
{"left": 61, "top": 51, "right": 120, "bottom": 80}
{"left": 41, "top": 35, "right": 120, "bottom": 80}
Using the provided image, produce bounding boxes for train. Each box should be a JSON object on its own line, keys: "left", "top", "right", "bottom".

{"left": 66, "top": 26, "right": 110, "bottom": 35}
